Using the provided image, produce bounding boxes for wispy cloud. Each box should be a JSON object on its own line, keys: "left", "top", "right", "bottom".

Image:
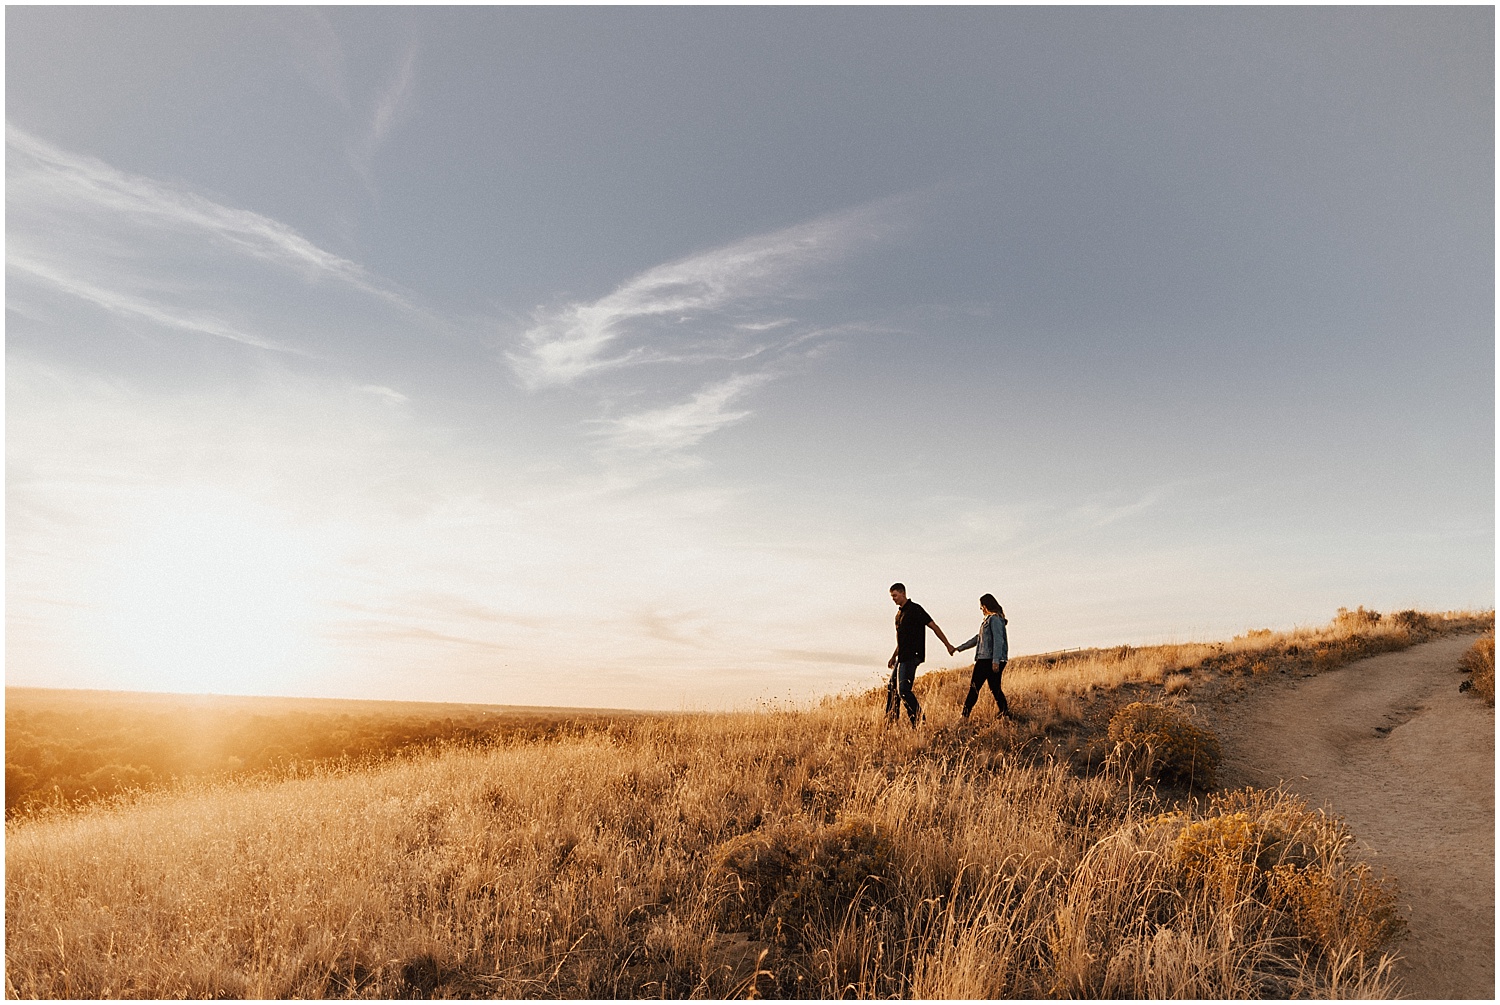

{"left": 349, "top": 43, "right": 419, "bottom": 188}
{"left": 359, "top": 384, "right": 410, "bottom": 405}
{"left": 509, "top": 203, "right": 892, "bottom": 390}
{"left": 370, "top": 46, "right": 418, "bottom": 148}
{"left": 8, "top": 252, "right": 313, "bottom": 356}
{"left": 593, "top": 373, "right": 772, "bottom": 454}
{"left": 507, "top": 199, "right": 904, "bottom": 466}
{"left": 7, "top": 126, "right": 404, "bottom": 304}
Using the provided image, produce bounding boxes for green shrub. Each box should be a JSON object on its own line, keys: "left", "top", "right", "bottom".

{"left": 1106, "top": 703, "right": 1220, "bottom": 788}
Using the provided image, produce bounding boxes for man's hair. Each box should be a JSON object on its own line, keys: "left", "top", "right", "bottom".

{"left": 889, "top": 582, "right": 906, "bottom": 593}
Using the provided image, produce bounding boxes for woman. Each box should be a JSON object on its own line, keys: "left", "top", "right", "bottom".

{"left": 955, "top": 594, "right": 1009, "bottom": 719}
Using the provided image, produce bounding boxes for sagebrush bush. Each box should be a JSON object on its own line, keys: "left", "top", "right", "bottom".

{"left": 716, "top": 817, "right": 898, "bottom": 948}
{"left": 1334, "top": 605, "right": 1383, "bottom": 628}
{"left": 1459, "top": 633, "right": 1494, "bottom": 705}
{"left": 1171, "top": 811, "right": 1273, "bottom": 902}
{"left": 1163, "top": 788, "right": 1405, "bottom": 959}
{"left": 1107, "top": 702, "right": 1221, "bottom": 788}
{"left": 1270, "top": 861, "right": 1406, "bottom": 956}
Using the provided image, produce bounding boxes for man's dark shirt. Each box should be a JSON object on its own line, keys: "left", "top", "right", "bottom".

{"left": 895, "top": 600, "right": 932, "bottom": 664}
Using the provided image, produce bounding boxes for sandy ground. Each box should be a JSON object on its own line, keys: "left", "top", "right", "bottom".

{"left": 1201, "top": 634, "right": 1494, "bottom": 1000}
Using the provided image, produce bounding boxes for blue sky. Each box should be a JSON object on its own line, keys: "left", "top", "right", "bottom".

{"left": 6, "top": 8, "right": 1493, "bottom": 708}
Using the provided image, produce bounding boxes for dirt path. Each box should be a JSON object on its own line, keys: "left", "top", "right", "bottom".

{"left": 1202, "top": 634, "right": 1494, "bottom": 1000}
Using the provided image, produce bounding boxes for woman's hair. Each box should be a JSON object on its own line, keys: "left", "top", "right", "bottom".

{"left": 980, "top": 593, "right": 1003, "bottom": 617}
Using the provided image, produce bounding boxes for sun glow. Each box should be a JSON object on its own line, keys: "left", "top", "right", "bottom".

{"left": 75, "top": 489, "right": 336, "bottom": 696}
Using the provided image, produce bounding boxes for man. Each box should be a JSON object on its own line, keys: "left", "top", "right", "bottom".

{"left": 886, "top": 583, "right": 956, "bottom": 727}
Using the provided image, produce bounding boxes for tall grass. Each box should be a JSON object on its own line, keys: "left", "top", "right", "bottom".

{"left": 13, "top": 608, "right": 1486, "bottom": 998}
{"left": 7, "top": 682, "right": 1416, "bottom": 998}
{"left": 1459, "top": 633, "right": 1495, "bottom": 705}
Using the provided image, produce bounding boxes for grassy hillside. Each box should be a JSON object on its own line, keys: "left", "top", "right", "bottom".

{"left": 5, "top": 608, "right": 1490, "bottom": 998}
{"left": 5, "top": 689, "right": 639, "bottom": 819}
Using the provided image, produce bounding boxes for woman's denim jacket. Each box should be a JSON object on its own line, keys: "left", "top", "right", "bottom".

{"left": 955, "top": 613, "right": 1008, "bottom": 662}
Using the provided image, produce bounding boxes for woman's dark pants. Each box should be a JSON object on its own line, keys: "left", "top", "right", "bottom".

{"left": 962, "top": 658, "right": 1008, "bottom": 717}
{"left": 885, "top": 661, "right": 922, "bottom": 727}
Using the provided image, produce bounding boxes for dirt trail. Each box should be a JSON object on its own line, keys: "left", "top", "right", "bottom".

{"left": 1202, "top": 633, "right": 1494, "bottom": 999}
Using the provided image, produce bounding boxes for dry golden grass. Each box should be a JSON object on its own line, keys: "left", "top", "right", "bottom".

{"left": 968, "top": 607, "right": 1492, "bottom": 720}
{"left": 8, "top": 687, "right": 1412, "bottom": 997}
{"left": 11, "top": 608, "right": 1487, "bottom": 999}
{"left": 5, "top": 688, "right": 639, "bottom": 819}
{"left": 1458, "top": 632, "right": 1495, "bottom": 705}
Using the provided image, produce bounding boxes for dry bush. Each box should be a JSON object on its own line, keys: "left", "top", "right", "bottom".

{"left": 714, "top": 817, "right": 898, "bottom": 948}
{"left": 1175, "top": 789, "right": 1405, "bottom": 959}
{"left": 1270, "top": 862, "right": 1405, "bottom": 957}
{"left": 1107, "top": 702, "right": 1221, "bottom": 788}
{"left": 1334, "top": 605, "right": 1383, "bottom": 629}
{"left": 1051, "top": 788, "right": 1404, "bottom": 998}
{"left": 1458, "top": 633, "right": 1495, "bottom": 705}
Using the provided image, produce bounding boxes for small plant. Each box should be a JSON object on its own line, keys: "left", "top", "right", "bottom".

{"left": 1334, "top": 606, "right": 1382, "bottom": 628}
{"left": 713, "top": 817, "right": 898, "bottom": 947}
{"left": 1106, "top": 702, "right": 1221, "bottom": 788}
{"left": 1171, "top": 810, "right": 1271, "bottom": 902}
{"left": 1392, "top": 609, "right": 1433, "bottom": 632}
{"left": 1459, "top": 634, "right": 1494, "bottom": 705}
{"left": 1269, "top": 860, "right": 1406, "bottom": 956}
{"left": 713, "top": 823, "right": 811, "bottom": 921}
{"left": 1165, "top": 789, "right": 1405, "bottom": 959}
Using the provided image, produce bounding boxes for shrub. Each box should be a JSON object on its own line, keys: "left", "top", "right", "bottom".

{"left": 1334, "top": 606, "right": 1382, "bottom": 628}
{"left": 1269, "top": 861, "right": 1405, "bottom": 956}
{"left": 1106, "top": 703, "right": 1221, "bottom": 788}
{"left": 1165, "top": 789, "right": 1405, "bottom": 958}
{"left": 1459, "top": 634, "right": 1494, "bottom": 705}
{"left": 713, "top": 823, "right": 809, "bottom": 921}
{"left": 1171, "top": 811, "right": 1273, "bottom": 903}
{"left": 713, "top": 817, "right": 898, "bottom": 947}
{"left": 1392, "top": 609, "right": 1433, "bottom": 633}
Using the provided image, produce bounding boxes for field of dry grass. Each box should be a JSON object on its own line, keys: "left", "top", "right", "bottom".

{"left": 5, "top": 689, "right": 640, "bottom": 819}
{"left": 6, "top": 607, "right": 1490, "bottom": 999}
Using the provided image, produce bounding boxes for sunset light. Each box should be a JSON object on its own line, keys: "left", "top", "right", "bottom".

{"left": 5, "top": 9, "right": 1492, "bottom": 1001}
{"left": 79, "top": 491, "right": 334, "bottom": 696}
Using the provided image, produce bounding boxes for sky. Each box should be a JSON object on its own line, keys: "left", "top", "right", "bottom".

{"left": 6, "top": 7, "right": 1494, "bottom": 710}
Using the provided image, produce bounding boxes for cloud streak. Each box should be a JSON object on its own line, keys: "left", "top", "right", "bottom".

{"left": 8, "top": 252, "right": 313, "bottom": 356}
{"left": 593, "top": 373, "right": 772, "bottom": 454}
{"left": 509, "top": 203, "right": 892, "bottom": 389}
{"left": 6, "top": 125, "right": 406, "bottom": 305}
{"left": 349, "top": 43, "right": 419, "bottom": 189}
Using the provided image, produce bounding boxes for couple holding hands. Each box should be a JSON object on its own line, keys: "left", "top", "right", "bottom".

{"left": 886, "top": 582, "right": 1010, "bottom": 728}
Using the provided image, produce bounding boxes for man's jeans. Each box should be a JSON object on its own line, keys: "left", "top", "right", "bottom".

{"left": 885, "top": 661, "right": 923, "bottom": 727}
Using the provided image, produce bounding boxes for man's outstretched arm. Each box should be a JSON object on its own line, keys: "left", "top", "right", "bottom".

{"left": 928, "top": 622, "right": 956, "bottom": 656}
